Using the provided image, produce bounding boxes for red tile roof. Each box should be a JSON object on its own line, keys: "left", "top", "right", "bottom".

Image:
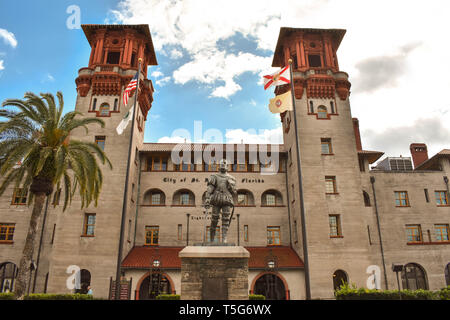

{"left": 122, "top": 246, "right": 303, "bottom": 269}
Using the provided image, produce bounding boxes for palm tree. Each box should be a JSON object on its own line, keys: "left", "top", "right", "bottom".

{"left": 0, "top": 91, "right": 112, "bottom": 299}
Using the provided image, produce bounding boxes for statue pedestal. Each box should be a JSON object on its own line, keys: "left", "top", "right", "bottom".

{"left": 179, "top": 246, "right": 249, "bottom": 300}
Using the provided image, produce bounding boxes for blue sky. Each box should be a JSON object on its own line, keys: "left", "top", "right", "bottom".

{"left": 1, "top": 0, "right": 450, "bottom": 159}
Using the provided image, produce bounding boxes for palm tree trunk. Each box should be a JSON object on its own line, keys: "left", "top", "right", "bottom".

{"left": 14, "top": 192, "right": 47, "bottom": 299}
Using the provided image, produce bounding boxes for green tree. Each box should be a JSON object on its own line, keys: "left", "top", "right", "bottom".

{"left": 0, "top": 92, "right": 112, "bottom": 299}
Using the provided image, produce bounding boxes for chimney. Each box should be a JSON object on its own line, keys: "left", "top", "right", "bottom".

{"left": 410, "top": 143, "right": 428, "bottom": 168}
{"left": 352, "top": 118, "right": 362, "bottom": 151}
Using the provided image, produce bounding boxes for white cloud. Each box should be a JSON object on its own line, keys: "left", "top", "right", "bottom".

{"left": 170, "top": 48, "right": 183, "bottom": 59}
{"left": 225, "top": 127, "right": 283, "bottom": 144}
{"left": 157, "top": 136, "right": 191, "bottom": 143}
{"left": 0, "top": 60, "right": 4, "bottom": 71}
{"left": 0, "top": 28, "right": 18, "bottom": 48}
{"left": 156, "top": 76, "right": 171, "bottom": 87}
{"left": 151, "top": 70, "right": 164, "bottom": 78}
{"left": 250, "top": 99, "right": 257, "bottom": 106}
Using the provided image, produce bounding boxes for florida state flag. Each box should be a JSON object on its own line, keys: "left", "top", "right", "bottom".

{"left": 263, "top": 66, "right": 291, "bottom": 90}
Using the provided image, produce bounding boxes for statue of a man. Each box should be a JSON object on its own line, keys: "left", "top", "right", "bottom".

{"left": 204, "top": 159, "right": 237, "bottom": 243}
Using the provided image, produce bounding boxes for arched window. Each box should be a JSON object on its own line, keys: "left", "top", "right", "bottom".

{"left": 317, "top": 106, "right": 328, "bottom": 119}
{"left": 363, "top": 191, "right": 371, "bottom": 207}
{"left": 173, "top": 189, "right": 195, "bottom": 206}
{"left": 262, "top": 190, "right": 283, "bottom": 206}
{"left": 235, "top": 190, "right": 255, "bottom": 206}
{"left": 401, "top": 263, "right": 428, "bottom": 290}
{"left": 0, "top": 262, "right": 18, "bottom": 293}
{"left": 445, "top": 263, "right": 450, "bottom": 286}
{"left": 333, "top": 269, "right": 348, "bottom": 291}
{"left": 144, "top": 189, "right": 166, "bottom": 206}
{"left": 114, "top": 98, "right": 118, "bottom": 111}
{"left": 99, "top": 103, "right": 110, "bottom": 116}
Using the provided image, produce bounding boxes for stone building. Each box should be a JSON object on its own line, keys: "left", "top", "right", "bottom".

{"left": 0, "top": 24, "right": 449, "bottom": 300}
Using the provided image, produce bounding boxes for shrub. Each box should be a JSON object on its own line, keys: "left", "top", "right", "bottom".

{"left": 0, "top": 293, "right": 15, "bottom": 300}
{"left": 24, "top": 293, "right": 94, "bottom": 300}
{"left": 156, "top": 294, "right": 180, "bottom": 300}
{"left": 335, "top": 283, "right": 439, "bottom": 300}
{"left": 438, "top": 286, "right": 450, "bottom": 300}
{"left": 249, "top": 294, "right": 266, "bottom": 300}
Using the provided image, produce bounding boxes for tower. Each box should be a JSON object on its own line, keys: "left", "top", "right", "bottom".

{"left": 273, "top": 28, "right": 374, "bottom": 298}
{"left": 46, "top": 25, "right": 157, "bottom": 297}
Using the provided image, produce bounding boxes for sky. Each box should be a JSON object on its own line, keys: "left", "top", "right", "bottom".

{"left": 0, "top": 0, "right": 449, "bottom": 162}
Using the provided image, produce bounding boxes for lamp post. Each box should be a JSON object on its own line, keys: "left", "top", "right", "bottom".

{"left": 149, "top": 250, "right": 162, "bottom": 299}
{"left": 392, "top": 263, "right": 404, "bottom": 300}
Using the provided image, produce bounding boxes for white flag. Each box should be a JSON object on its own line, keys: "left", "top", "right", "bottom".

{"left": 116, "top": 106, "right": 134, "bottom": 135}
{"left": 268, "top": 90, "right": 293, "bottom": 113}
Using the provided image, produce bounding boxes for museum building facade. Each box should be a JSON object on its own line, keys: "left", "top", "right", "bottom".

{"left": 0, "top": 24, "right": 449, "bottom": 300}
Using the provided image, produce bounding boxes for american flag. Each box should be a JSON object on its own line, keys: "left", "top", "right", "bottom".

{"left": 122, "top": 72, "right": 138, "bottom": 106}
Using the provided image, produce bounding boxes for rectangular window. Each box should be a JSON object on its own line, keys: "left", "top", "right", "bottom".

{"left": 244, "top": 225, "right": 249, "bottom": 242}
{"left": 83, "top": 214, "right": 96, "bottom": 236}
{"left": 435, "top": 224, "right": 449, "bottom": 242}
{"left": 237, "top": 193, "right": 248, "bottom": 206}
{"left": 147, "top": 157, "right": 168, "bottom": 171}
{"left": 265, "top": 194, "right": 276, "bottom": 206}
{"left": 95, "top": 136, "right": 105, "bottom": 151}
{"left": 145, "top": 226, "right": 159, "bottom": 245}
{"left": 330, "top": 101, "right": 335, "bottom": 114}
{"left": 308, "top": 54, "right": 322, "bottom": 67}
{"left": 178, "top": 224, "right": 183, "bottom": 241}
{"left": 11, "top": 188, "right": 27, "bottom": 205}
{"left": 51, "top": 224, "right": 56, "bottom": 244}
{"left": 180, "top": 193, "right": 190, "bottom": 205}
{"left": 206, "top": 226, "right": 220, "bottom": 243}
{"left": 106, "top": 51, "right": 121, "bottom": 64}
{"left": 321, "top": 138, "right": 332, "bottom": 154}
{"left": 435, "top": 191, "right": 449, "bottom": 206}
{"left": 395, "top": 191, "right": 410, "bottom": 207}
{"left": 267, "top": 226, "right": 281, "bottom": 246}
{"left": 329, "top": 215, "right": 342, "bottom": 237}
{"left": 325, "top": 176, "right": 337, "bottom": 194}
{"left": 131, "top": 183, "right": 135, "bottom": 202}
{"left": 127, "top": 219, "right": 132, "bottom": 242}
{"left": 151, "top": 193, "right": 161, "bottom": 205}
{"left": 406, "top": 224, "right": 422, "bottom": 243}
{"left": 424, "top": 189, "right": 429, "bottom": 202}
{"left": 0, "top": 223, "right": 15, "bottom": 242}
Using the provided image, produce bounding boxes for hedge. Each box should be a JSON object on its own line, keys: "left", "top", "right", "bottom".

{"left": 249, "top": 294, "right": 266, "bottom": 300}
{"left": 0, "top": 293, "right": 15, "bottom": 300}
{"left": 24, "top": 293, "right": 94, "bottom": 300}
{"left": 335, "top": 283, "right": 450, "bottom": 300}
{"left": 156, "top": 294, "right": 181, "bottom": 300}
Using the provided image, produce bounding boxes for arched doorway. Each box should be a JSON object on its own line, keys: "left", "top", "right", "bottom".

{"left": 138, "top": 273, "right": 172, "bottom": 300}
{"left": 75, "top": 269, "right": 91, "bottom": 294}
{"left": 0, "top": 262, "right": 18, "bottom": 293}
{"left": 402, "top": 263, "right": 428, "bottom": 290}
{"left": 333, "top": 269, "right": 348, "bottom": 291}
{"left": 253, "top": 273, "right": 287, "bottom": 300}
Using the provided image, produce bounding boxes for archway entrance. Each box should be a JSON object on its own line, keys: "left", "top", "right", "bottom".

{"left": 333, "top": 269, "right": 348, "bottom": 291}
{"left": 138, "top": 273, "right": 172, "bottom": 300}
{"left": 253, "top": 274, "right": 286, "bottom": 300}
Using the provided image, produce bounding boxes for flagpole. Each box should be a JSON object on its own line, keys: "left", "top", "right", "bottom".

{"left": 287, "top": 59, "right": 311, "bottom": 300}
{"left": 114, "top": 58, "right": 142, "bottom": 300}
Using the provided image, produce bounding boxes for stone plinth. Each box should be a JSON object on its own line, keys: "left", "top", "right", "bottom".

{"left": 179, "top": 246, "right": 250, "bottom": 300}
